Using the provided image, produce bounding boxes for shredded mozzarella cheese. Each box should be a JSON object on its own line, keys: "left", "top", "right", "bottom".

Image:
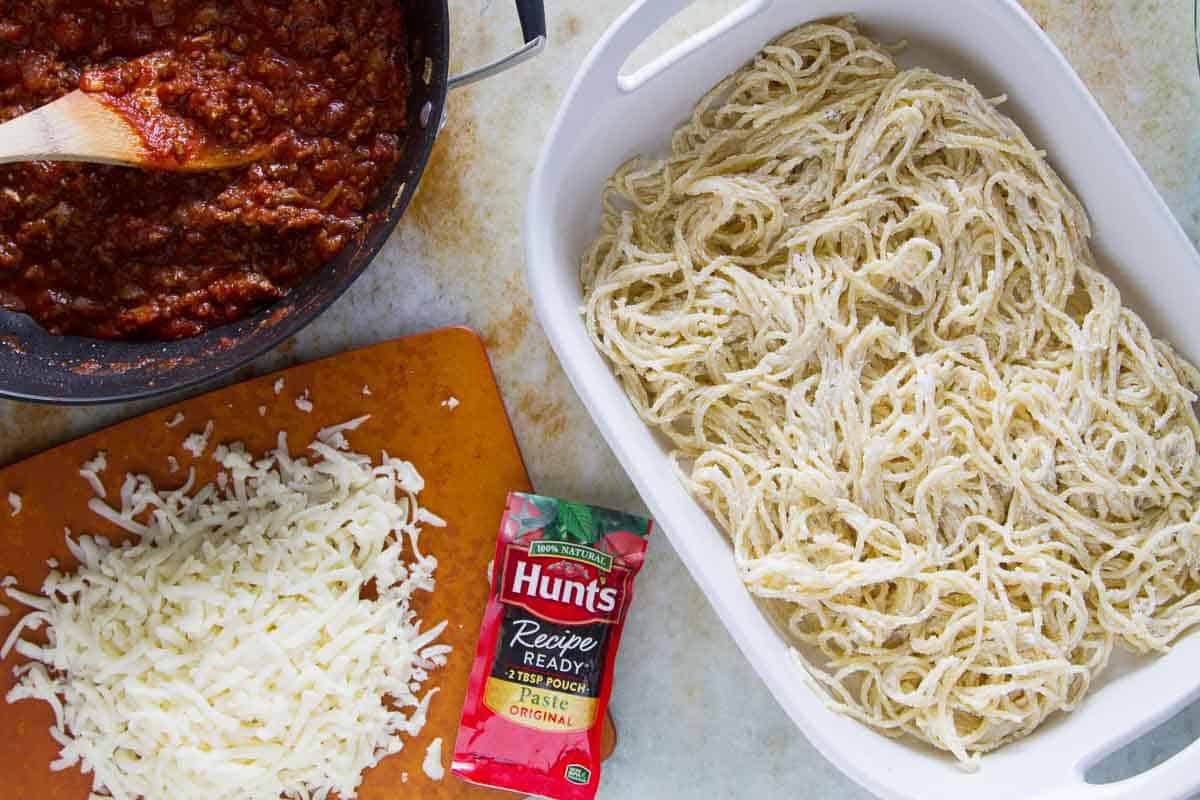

{"left": 295, "top": 389, "right": 314, "bottom": 413}
{"left": 317, "top": 415, "right": 371, "bottom": 451}
{"left": 422, "top": 737, "right": 445, "bottom": 781}
{"left": 1, "top": 430, "right": 448, "bottom": 800}
{"left": 181, "top": 420, "right": 214, "bottom": 458}
{"left": 79, "top": 451, "right": 108, "bottom": 498}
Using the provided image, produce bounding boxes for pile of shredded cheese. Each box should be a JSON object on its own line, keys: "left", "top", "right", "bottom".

{"left": 2, "top": 427, "right": 449, "bottom": 799}
{"left": 582, "top": 18, "right": 1200, "bottom": 766}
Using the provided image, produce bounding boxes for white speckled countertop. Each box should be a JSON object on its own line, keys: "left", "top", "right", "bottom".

{"left": 0, "top": 2, "right": 1196, "bottom": 798}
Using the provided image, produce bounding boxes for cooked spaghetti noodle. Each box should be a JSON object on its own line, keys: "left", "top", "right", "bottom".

{"left": 581, "top": 17, "right": 1200, "bottom": 766}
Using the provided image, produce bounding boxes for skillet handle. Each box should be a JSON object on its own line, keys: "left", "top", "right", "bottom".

{"left": 447, "top": 0, "right": 547, "bottom": 90}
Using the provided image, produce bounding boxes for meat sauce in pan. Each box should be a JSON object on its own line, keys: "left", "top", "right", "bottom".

{"left": 0, "top": 0, "right": 412, "bottom": 339}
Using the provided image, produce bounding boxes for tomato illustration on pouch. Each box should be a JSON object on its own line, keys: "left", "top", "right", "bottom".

{"left": 599, "top": 530, "right": 647, "bottom": 570}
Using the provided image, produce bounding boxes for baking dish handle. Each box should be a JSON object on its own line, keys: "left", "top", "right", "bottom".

{"left": 448, "top": 0, "right": 547, "bottom": 89}
{"left": 580, "top": 0, "right": 770, "bottom": 96}
{"left": 1041, "top": 734, "right": 1200, "bottom": 800}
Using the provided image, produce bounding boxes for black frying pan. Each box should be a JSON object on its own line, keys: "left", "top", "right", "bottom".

{"left": 0, "top": 0, "right": 546, "bottom": 404}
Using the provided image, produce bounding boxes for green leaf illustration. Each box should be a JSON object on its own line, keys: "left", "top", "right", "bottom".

{"left": 557, "top": 501, "right": 595, "bottom": 545}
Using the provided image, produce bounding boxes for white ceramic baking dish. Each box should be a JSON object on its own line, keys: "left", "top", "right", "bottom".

{"left": 525, "top": 1, "right": 1200, "bottom": 798}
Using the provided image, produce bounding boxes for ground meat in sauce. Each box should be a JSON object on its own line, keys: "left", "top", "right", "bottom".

{"left": 0, "top": 0, "right": 411, "bottom": 340}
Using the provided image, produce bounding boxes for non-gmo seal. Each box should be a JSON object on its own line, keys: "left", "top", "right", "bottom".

{"left": 564, "top": 764, "right": 592, "bottom": 786}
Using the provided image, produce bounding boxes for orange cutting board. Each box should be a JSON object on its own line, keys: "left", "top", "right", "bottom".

{"left": 0, "top": 326, "right": 615, "bottom": 800}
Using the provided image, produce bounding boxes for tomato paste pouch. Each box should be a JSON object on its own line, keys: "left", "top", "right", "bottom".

{"left": 452, "top": 492, "right": 653, "bottom": 800}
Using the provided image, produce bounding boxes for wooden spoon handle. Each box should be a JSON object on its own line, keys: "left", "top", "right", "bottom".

{"left": 0, "top": 91, "right": 149, "bottom": 168}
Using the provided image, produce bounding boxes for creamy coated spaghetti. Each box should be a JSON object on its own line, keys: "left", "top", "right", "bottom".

{"left": 581, "top": 18, "right": 1200, "bottom": 766}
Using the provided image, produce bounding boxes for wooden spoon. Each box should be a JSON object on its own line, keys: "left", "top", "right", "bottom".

{"left": 0, "top": 89, "right": 265, "bottom": 172}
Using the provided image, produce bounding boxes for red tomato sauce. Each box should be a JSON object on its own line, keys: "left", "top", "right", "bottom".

{"left": 0, "top": 0, "right": 412, "bottom": 339}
